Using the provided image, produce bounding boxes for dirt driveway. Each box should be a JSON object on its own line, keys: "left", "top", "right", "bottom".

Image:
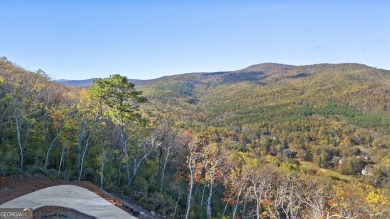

{"left": 0, "top": 185, "right": 136, "bottom": 219}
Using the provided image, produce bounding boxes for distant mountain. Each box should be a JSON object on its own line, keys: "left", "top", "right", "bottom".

{"left": 56, "top": 79, "right": 97, "bottom": 87}
{"left": 135, "top": 63, "right": 390, "bottom": 133}
{"left": 56, "top": 63, "right": 390, "bottom": 133}
{"left": 56, "top": 78, "right": 147, "bottom": 87}
{"left": 55, "top": 63, "right": 297, "bottom": 87}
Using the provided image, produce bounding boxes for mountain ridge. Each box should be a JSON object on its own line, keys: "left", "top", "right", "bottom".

{"left": 56, "top": 63, "right": 381, "bottom": 87}
{"left": 133, "top": 62, "right": 390, "bottom": 134}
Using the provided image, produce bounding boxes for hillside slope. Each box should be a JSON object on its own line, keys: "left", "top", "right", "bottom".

{"left": 141, "top": 63, "right": 390, "bottom": 187}
{"left": 137, "top": 63, "right": 390, "bottom": 133}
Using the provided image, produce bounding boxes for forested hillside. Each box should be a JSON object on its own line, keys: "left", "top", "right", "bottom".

{"left": 1, "top": 57, "right": 389, "bottom": 218}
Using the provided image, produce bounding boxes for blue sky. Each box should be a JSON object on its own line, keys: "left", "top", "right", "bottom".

{"left": 0, "top": 0, "right": 389, "bottom": 80}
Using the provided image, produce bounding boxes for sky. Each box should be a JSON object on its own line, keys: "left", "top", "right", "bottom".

{"left": 0, "top": 0, "right": 389, "bottom": 80}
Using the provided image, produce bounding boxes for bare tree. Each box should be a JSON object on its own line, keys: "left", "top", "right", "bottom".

{"left": 154, "top": 118, "right": 184, "bottom": 193}
{"left": 185, "top": 136, "right": 199, "bottom": 219}
{"left": 296, "top": 177, "right": 332, "bottom": 219}
{"left": 271, "top": 173, "right": 303, "bottom": 219}
{"left": 244, "top": 166, "right": 277, "bottom": 219}
{"left": 201, "top": 142, "right": 226, "bottom": 219}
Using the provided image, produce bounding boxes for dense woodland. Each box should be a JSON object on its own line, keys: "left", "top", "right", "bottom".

{"left": 1, "top": 57, "right": 389, "bottom": 218}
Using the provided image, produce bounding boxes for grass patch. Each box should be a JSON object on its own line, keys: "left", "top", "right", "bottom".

{"left": 299, "top": 160, "right": 358, "bottom": 183}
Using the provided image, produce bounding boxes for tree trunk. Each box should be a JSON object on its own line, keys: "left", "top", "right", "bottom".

{"left": 120, "top": 125, "right": 131, "bottom": 186}
{"left": 128, "top": 157, "right": 145, "bottom": 186}
{"left": 173, "top": 194, "right": 181, "bottom": 219}
{"left": 126, "top": 160, "right": 131, "bottom": 186}
{"left": 58, "top": 145, "right": 65, "bottom": 178}
{"left": 232, "top": 190, "right": 241, "bottom": 219}
{"left": 128, "top": 141, "right": 154, "bottom": 187}
{"left": 206, "top": 177, "right": 214, "bottom": 219}
{"left": 159, "top": 161, "right": 166, "bottom": 192}
{"left": 77, "top": 120, "right": 87, "bottom": 170}
{"left": 193, "top": 183, "right": 199, "bottom": 197}
{"left": 243, "top": 199, "right": 247, "bottom": 219}
{"left": 223, "top": 198, "right": 229, "bottom": 215}
{"left": 78, "top": 132, "right": 91, "bottom": 180}
{"left": 159, "top": 148, "right": 170, "bottom": 193}
{"left": 117, "top": 159, "right": 122, "bottom": 186}
{"left": 14, "top": 112, "right": 23, "bottom": 169}
{"left": 100, "top": 159, "right": 106, "bottom": 190}
{"left": 254, "top": 187, "right": 262, "bottom": 219}
{"left": 200, "top": 184, "right": 206, "bottom": 209}
{"left": 45, "top": 128, "right": 60, "bottom": 168}
{"left": 185, "top": 166, "right": 194, "bottom": 219}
